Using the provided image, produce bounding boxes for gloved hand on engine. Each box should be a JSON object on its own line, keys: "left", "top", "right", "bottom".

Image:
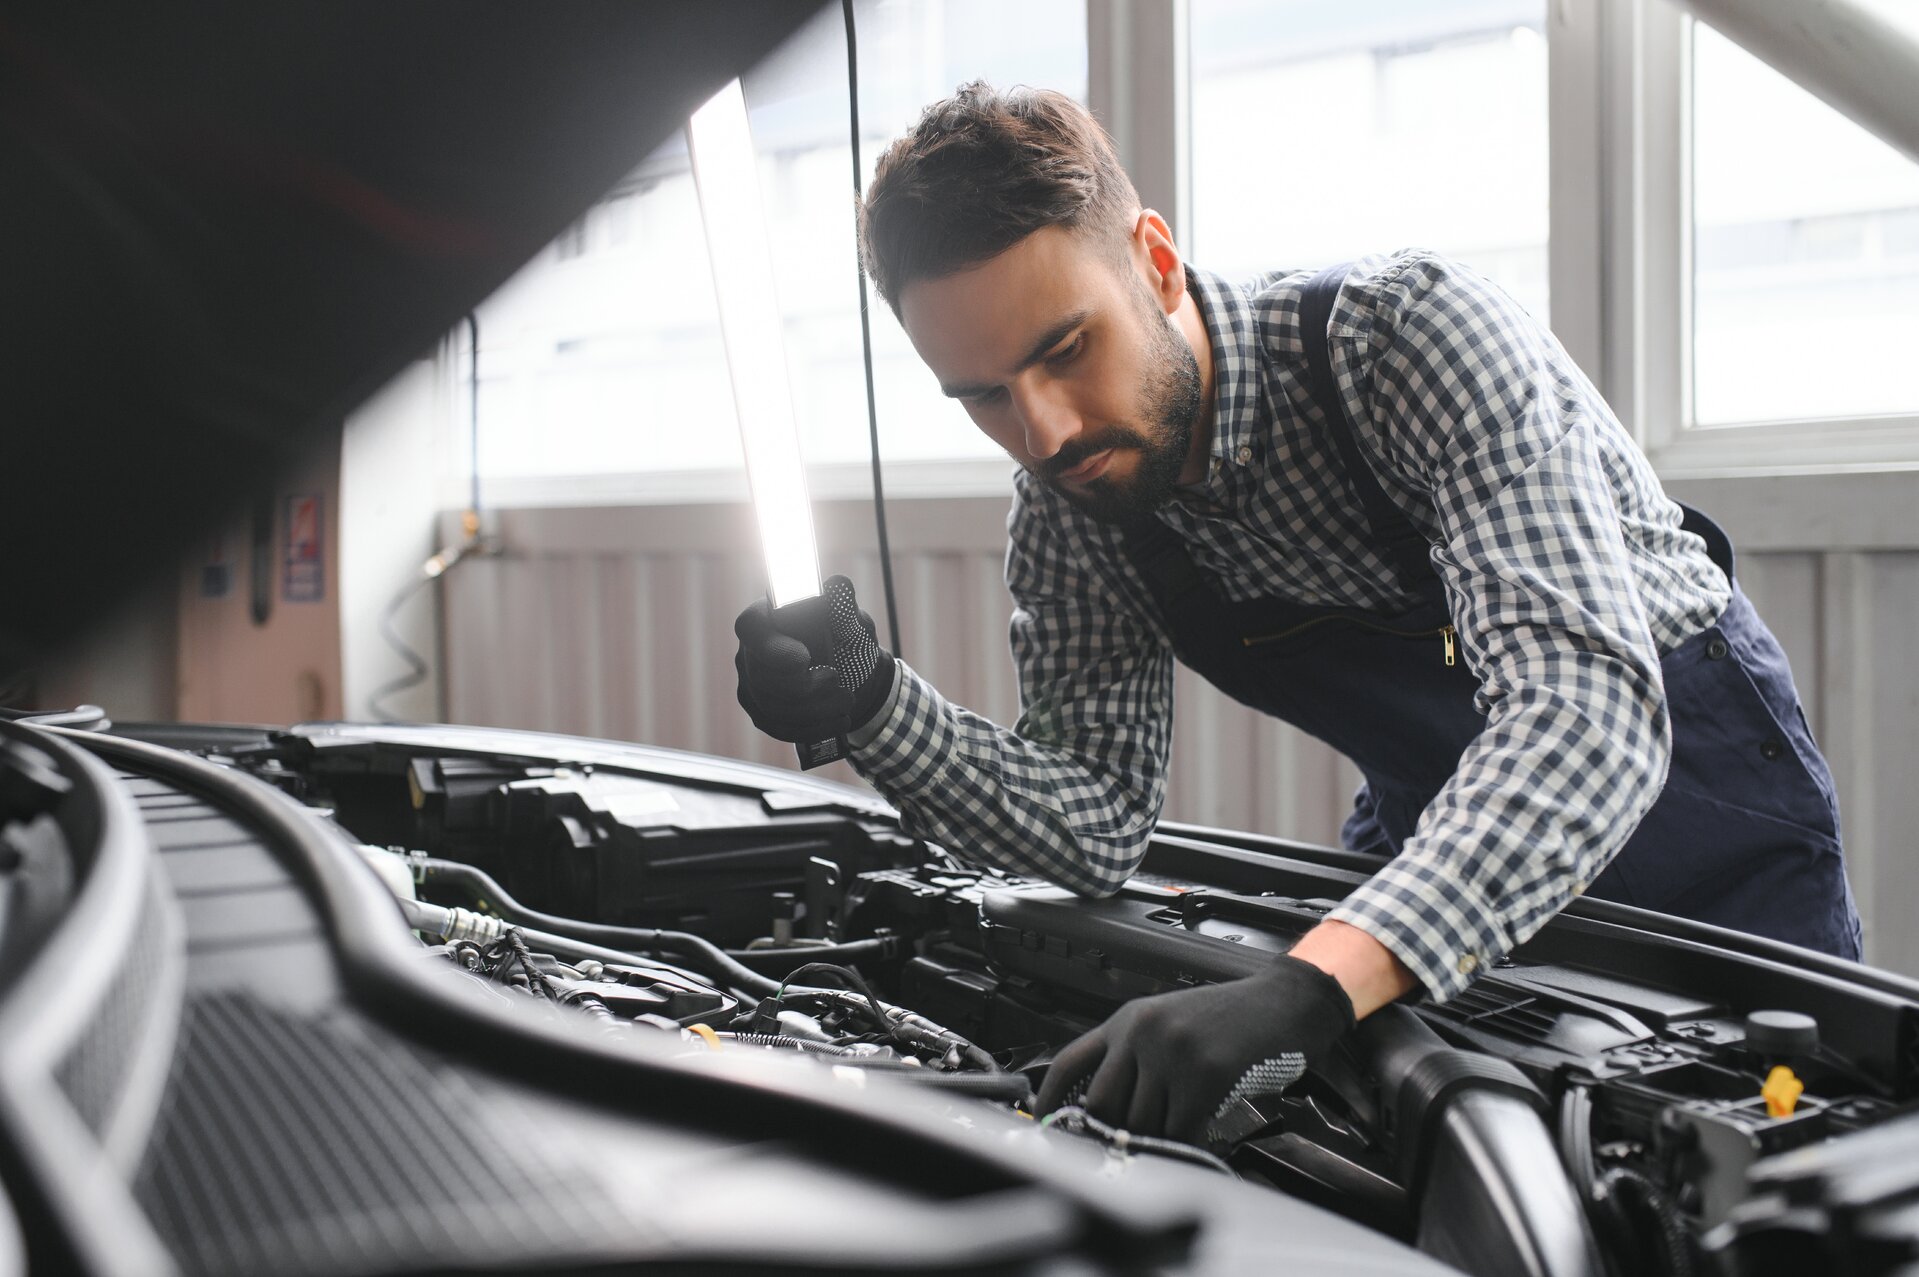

{"left": 1034, "top": 953, "right": 1356, "bottom": 1146}
{"left": 734, "top": 574, "right": 896, "bottom": 744}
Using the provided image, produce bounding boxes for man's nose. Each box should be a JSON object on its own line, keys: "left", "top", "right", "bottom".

{"left": 1011, "top": 381, "right": 1080, "bottom": 461}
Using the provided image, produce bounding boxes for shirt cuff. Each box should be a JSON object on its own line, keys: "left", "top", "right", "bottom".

{"left": 845, "top": 662, "right": 966, "bottom": 792}
{"left": 847, "top": 658, "right": 904, "bottom": 748}
{"left": 1326, "top": 856, "right": 1511, "bottom": 1003}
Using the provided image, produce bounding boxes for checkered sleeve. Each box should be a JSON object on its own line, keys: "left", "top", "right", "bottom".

{"left": 1324, "top": 253, "right": 1673, "bottom": 1001}
{"left": 846, "top": 475, "right": 1175, "bottom": 895}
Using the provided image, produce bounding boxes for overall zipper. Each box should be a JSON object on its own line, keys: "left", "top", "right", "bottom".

{"left": 1243, "top": 615, "right": 1457, "bottom": 666}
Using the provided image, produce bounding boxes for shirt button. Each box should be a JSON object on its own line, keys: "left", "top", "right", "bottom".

{"left": 1457, "top": 953, "right": 1479, "bottom": 975}
{"left": 1707, "top": 637, "right": 1729, "bottom": 660}
{"left": 1236, "top": 445, "right": 1252, "bottom": 464}
{"left": 1760, "top": 738, "right": 1786, "bottom": 761}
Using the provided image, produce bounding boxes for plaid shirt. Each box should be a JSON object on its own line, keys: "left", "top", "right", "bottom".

{"left": 850, "top": 250, "right": 1731, "bottom": 1001}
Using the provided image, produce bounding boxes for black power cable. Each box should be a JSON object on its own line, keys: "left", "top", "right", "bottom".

{"left": 842, "top": 0, "right": 902, "bottom": 660}
{"left": 777, "top": 960, "right": 892, "bottom": 1029}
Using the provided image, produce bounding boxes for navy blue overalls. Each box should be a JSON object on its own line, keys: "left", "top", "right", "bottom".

{"left": 1121, "top": 265, "right": 1862, "bottom": 959}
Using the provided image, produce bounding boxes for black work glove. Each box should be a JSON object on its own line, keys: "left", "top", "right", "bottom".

{"left": 734, "top": 575, "right": 896, "bottom": 744}
{"left": 1034, "top": 954, "right": 1356, "bottom": 1146}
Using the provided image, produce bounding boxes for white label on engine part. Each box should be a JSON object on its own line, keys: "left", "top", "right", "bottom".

{"left": 594, "top": 784, "right": 681, "bottom": 822}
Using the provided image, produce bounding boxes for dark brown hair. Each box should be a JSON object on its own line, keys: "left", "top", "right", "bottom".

{"left": 858, "top": 81, "right": 1139, "bottom": 312}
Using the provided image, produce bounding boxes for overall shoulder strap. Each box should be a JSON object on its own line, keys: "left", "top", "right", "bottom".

{"left": 1297, "top": 264, "right": 1436, "bottom": 586}
{"left": 1118, "top": 515, "right": 1213, "bottom": 619}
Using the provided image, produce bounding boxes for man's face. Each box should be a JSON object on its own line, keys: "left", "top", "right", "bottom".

{"left": 897, "top": 224, "right": 1204, "bottom": 524}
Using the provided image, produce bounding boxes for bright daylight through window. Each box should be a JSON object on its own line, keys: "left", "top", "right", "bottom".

{"left": 1690, "top": 4, "right": 1919, "bottom": 428}
{"left": 467, "top": 0, "right": 1086, "bottom": 500}
{"left": 1191, "top": 0, "right": 1549, "bottom": 326}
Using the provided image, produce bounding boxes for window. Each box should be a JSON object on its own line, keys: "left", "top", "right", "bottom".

{"left": 469, "top": 0, "right": 1087, "bottom": 502}
{"left": 1190, "top": 0, "right": 1550, "bottom": 324}
{"left": 460, "top": 2, "right": 1919, "bottom": 497}
{"left": 1690, "top": 8, "right": 1919, "bottom": 428}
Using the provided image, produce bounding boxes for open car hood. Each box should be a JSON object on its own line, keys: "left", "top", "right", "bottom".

{"left": 0, "top": 1, "right": 825, "bottom": 674}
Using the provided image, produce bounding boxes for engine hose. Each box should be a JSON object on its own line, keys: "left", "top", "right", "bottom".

{"left": 403, "top": 898, "right": 767, "bottom": 999}
{"left": 567, "top": 995, "right": 627, "bottom": 1039}
{"left": 1593, "top": 1166, "right": 1693, "bottom": 1277}
{"left": 410, "top": 858, "right": 780, "bottom": 998}
{"left": 0, "top": 704, "right": 110, "bottom": 730}
{"left": 869, "top": 1069, "right": 1032, "bottom": 1103}
{"left": 723, "top": 938, "right": 890, "bottom": 974}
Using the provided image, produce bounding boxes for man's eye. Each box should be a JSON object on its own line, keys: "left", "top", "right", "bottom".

{"left": 1048, "top": 335, "right": 1085, "bottom": 367}
{"left": 968, "top": 387, "right": 1007, "bottom": 406}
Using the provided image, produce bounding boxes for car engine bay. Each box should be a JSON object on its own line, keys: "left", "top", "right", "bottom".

{"left": 233, "top": 723, "right": 1919, "bottom": 1276}
{"left": 4, "top": 716, "right": 1918, "bottom": 1277}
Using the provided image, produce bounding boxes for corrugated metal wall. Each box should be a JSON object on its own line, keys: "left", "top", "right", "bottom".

{"left": 445, "top": 477, "right": 1918, "bottom": 976}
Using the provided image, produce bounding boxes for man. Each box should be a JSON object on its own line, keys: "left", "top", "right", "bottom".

{"left": 733, "top": 83, "right": 1861, "bottom": 1145}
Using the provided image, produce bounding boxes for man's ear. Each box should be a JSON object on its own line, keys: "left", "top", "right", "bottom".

{"left": 1130, "top": 209, "right": 1187, "bottom": 314}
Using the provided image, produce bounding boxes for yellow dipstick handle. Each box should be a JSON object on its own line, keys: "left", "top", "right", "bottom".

{"left": 1763, "top": 1064, "right": 1804, "bottom": 1118}
{"left": 687, "top": 1023, "right": 722, "bottom": 1052}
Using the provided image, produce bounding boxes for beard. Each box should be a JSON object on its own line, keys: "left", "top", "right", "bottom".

{"left": 1037, "top": 289, "right": 1204, "bottom": 526}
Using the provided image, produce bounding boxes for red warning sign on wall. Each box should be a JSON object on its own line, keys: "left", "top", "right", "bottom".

{"left": 284, "top": 494, "right": 325, "bottom": 603}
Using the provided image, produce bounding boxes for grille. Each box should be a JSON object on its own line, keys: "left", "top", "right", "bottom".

{"left": 134, "top": 990, "right": 648, "bottom": 1276}
{"left": 1430, "top": 983, "right": 1561, "bottom": 1044}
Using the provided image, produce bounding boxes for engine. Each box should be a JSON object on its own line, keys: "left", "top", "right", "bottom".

{"left": 223, "top": 729, "right": 1919, "bottom": 1277}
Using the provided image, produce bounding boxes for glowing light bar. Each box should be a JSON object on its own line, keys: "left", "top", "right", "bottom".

{"left": 688, "top": 79, "right": 821, "bottom": 609}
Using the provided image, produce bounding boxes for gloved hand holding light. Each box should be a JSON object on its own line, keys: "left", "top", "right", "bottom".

{"left": 690, "top": 80, "right": 890, "bottom": 768}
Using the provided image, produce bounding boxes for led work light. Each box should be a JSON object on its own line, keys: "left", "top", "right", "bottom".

{"left": 688, "top": 79, "right": 846, "bottom": 767}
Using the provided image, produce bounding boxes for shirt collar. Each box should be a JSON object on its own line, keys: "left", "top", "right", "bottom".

{"left": 1185, "top": 266, "right": 1260, "bottom": 474}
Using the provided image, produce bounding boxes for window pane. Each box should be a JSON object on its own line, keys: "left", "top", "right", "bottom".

{"left": 1691, "top": 14, "right": 1919, "bottom": 427}
{"left": 471, "top": 0, "right": 1087, "bottom": 488}
{"left": 1191, "top": 0, "right": 1549, "bottom": 324}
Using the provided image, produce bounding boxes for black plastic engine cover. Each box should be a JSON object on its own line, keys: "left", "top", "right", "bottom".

{"left": 978, "top": 884, "right": 1324, "bottom": 1010}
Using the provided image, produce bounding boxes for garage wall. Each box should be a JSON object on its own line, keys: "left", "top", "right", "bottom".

{"left": 439, "top": 495, "right": 1366, "bottom": 839}
{"left": 444, "top": 476, "right": 1919, "bottom": 977}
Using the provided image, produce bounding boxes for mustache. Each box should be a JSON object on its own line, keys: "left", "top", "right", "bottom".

{"left": 1039, "top": 426, "right": 1150, "bottom": 482}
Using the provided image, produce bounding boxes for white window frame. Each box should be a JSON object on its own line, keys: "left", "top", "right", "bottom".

{"left": 1550, "top": 0, "right": 1919, "bottom": 479}
{"left": 1121, "top": 0, "right": 1919, "bottom": 482}
{"left": 1089, "top": 0, "right": 1191, "bottom": 254}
